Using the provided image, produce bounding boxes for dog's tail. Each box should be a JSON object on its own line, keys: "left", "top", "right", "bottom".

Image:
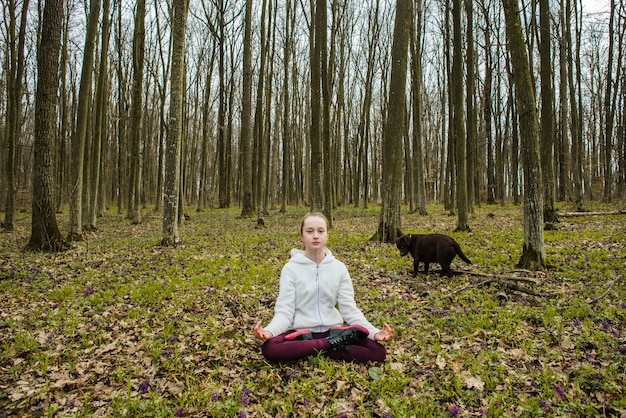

{"left": 454, "top": 241, "right": 472, "bottom": 264}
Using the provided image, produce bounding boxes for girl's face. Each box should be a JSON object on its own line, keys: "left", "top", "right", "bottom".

{"left": 300, "top": 215, "right": 328, "bottom": 251}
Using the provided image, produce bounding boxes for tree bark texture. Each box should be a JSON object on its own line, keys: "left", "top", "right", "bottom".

{"left": 26, "top": 0, "right": 65, "bottom": 252}
{"left": 161, "top": 0, "right": 188, "bottom": 245}
{"left": 502, "top": 0, "right": 546, "bottom": 269}
{"left": 373, "top": 0, "right": 410, "bottom": 243}
{"left": 68, "top": 0, "right": 102, "bottom": 241}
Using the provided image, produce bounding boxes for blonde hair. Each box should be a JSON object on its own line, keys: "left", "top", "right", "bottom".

{"left": 300, "top": 212, "right": 330, "bottom": 234}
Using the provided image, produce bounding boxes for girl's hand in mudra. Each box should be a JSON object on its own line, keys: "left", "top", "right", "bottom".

{"left": 253, "top": 321, "right": 273, "bottom": 340}
{"left": 374, "top": 323, "right": 394, "bottom": 341}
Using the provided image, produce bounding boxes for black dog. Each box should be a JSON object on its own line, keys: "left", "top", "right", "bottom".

{"left": 395, "top": 233, "right": 472, "bottom": 277}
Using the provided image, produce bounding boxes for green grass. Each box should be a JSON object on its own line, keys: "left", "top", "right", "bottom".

{"left": 0, "top": 203, "right": 624, "bottom": 417}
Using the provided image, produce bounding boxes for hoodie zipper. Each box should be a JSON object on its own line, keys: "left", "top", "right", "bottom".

{"left": 316, "top": 265, "right": 324, "bottom": 327}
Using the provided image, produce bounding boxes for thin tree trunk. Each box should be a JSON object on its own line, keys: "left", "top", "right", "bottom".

{"left": 240, "top": 0, "right": 254, "bottom": 218}
{"left": 465, "top": 0, "right": 476, "bottom": 213}
{"left": 89, "top": 0, "right": 111, "bottom": 229}
{"left": 452, "top": 0, "right": 469, "bottom": 231}
{"left": 280, "top": 0, "right": 294, "bottom": 213}
{"left": 128, "top": 0, "right": 145, "bottom": 224}
{"left": 3, "top": 0, "right": 29, "bottom": 231}
{"left": 309, "top": 0, "right": 323, "bottom": 212}
{"left": 539, "top": 0, "right": 557, "bottom": 222}
{"left": 161, "top": 0, "right": 188, "bottom": 245}
{"left": 603, "top": 0, "right": 616, "bottom": 202}
{"left": 567, "top": 0, "right": 584, "bottom": 211}
{"left": 68, "top": 0, "right": 102, "bottom": 241}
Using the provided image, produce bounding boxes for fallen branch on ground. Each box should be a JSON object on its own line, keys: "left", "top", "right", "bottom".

{"left": 558, "top": 210, "right": 626, "bottom": 217}
{"left": 454, "top": 269, "right": 539, "bottom": 284}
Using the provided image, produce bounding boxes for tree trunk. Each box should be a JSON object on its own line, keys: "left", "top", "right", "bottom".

{"left": 410, "top": 0, "right": 427, "bottom": 216}
{"left": 465, "top": 0, "right": 477, "bottom": 213}
{"left": 25, "top": 0, "right": 66, "bottom": 252}
{"left": 603, "top": 0, "right": 616, "bottom": 203}
{"left": 161, "top": 0, "right": 188, "bottom": 246}
{"left": 502, "top": 0, "right": 546, "bottom": 270}
{"left": 68, "top": 0, "right": 102, "bottom": 241}
{"left": 240, "top": 0, "right": 254, "bottom": 218}
{"left": 309, "top": 0, "right": 323, "bottom": 212}
{"left": 3, "top": 0, "right": 29, "bottom": 231}
{"left": 539, "top": 0, "right": 557, "bottom": 222}
{"left": 372, "top": 0, "right": 410, "bottom": 243}
{"left": 320, "top": 0, "right": 333, "bottom": 225}
{"left": 128, "top": 0, "right": 145, "bottom": 224}
{"left": 452, "top": 0, "right": 469, "bottom": 231}
{"left": 567, "top": 0, "right": 584, "bottom": 211}
{"left": 280, "top": 0, "right": 294, "bottom": 213}
{"left": 557, "top": 3, "right": 572, "bottom": 202}
{"left": 482, "top": 12, "right": 495, "bottom": 205}
{"left": 88, "top": 0, "right": 111, "bottom": 229}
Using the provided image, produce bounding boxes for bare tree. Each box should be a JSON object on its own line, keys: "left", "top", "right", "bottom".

{"left": 68, "top": 0, "right": 102, "bottom": 241}
{"left": 25, "top": 0, "right": 66, "bottom": 251}
{"left": 161, "top": 0, "right": 189, "bottom": 245}
{"left": 603, "top": 0, "right": 616, "bottom": 203}
{"left": 309, "top": 0, "right": 324, "bottom": 212}
{"left": 240, "top": 0, "right": 254, "bottom": 218}
{"left": 502, "top": 0, "right": 546, "bottom": 269}
{"left": 411, "top": 0, "right": 427, "bottom": 216}
{"left": 128, "top": 0, "right": 145, "bottom": 224}
{"left": 452, "top": 0, "right": 469, "bottom": 231}
{"left": 465, "top": 0, "right": 477, "bottom": 212}
{"left": 372, "top": 0, "right": 411, "bottom": 243}
{"left": 88, "top": 0, "right": 112, "bottom": 229}
{"left": 280, "top": 0, "right": 295, "bottom": 213}
{"left": 567, "top": 0, "right": 584, "bottom": 211}
{"left": 3, "top": 0, "right": 29, "bottom": 231}
{"left": 539, "top": 0, "right": 557, "bottom": 223}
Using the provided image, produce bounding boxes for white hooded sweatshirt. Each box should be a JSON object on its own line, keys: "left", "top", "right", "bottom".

{"left": 264, "top": 248, "right": 380, "bottom": 339}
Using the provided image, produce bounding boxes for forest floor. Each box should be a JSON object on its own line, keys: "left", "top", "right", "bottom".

{"left": 0, "top": 202, "right": 624, "bottom": 417}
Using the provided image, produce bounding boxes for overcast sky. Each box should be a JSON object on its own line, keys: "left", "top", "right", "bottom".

{"left": 582, "top": 0, "right": 609, "bottom": 14}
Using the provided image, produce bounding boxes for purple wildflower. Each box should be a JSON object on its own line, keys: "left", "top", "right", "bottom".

{"left": 448, "top": 405, "right": 461, "bottom": 416}
{"left": 240, "top": 388, "right": 252, "bottom": 406}
{"left": 383, "top": 410, "right": 393, "bottom": 418}
{"left": 621, "top": 302, "right": 626, "bottom": 309}
{"left": 573, "top": 318, "right": 582, "bottom": 328}
{"left": 555, "top": 385, "right": 566, "bottom": 400}
{"left": 174, "top": 408, "right": 185, "bottom": 417}
{"left": 139, "top": 380, "right": 150, "bottom": 394}
{"left": 618, "top": 346, "right": 626, "bottom": 354}
{"left": 339, "top": 414, "right": 348, "bottom": 418}
{"left": 211, "top": 392, "right": 220, "bottom": 401}
{"left": 302, "top": 398, "right": 312, "bottom": 408}
{"left": 46, "top": 333, "right": 55, "bottom": 342}
{"left": 237, "top": 411, "right": 246, "bottom": 418}
{"left": 538, "top": 400, "right": 547, "bottom": 409}
{"left": 84, "top": 286, "right": 95, "bottom": 296}
{"left": 51, "top": 302, "right": 58, "bottom": 309}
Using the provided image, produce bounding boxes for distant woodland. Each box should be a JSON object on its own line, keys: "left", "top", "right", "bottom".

{"left": 1, "top": 0, "right": 624, "bottom": 248}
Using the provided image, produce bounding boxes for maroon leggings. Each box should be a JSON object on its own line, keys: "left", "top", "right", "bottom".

{"left": 261, "top": 330, "right": 387, "bottom": 364}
